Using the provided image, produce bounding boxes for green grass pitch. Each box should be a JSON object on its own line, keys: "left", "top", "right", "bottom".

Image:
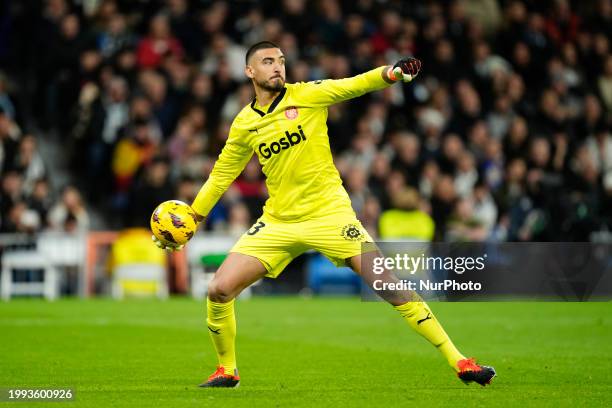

{"left": 0, "top": 298, "right": 611, "bottom": 407}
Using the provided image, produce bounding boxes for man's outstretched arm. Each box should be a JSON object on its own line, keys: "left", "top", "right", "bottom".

{"left": 293, "top": 57, "right": 422, "bottom": 107}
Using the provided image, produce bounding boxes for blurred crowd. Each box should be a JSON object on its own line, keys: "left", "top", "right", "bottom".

{"left": 0, "top": 107, "right": 90, "bottom": 233}
{"left": 0, "top": 0, "right": 610, "bottom": 241}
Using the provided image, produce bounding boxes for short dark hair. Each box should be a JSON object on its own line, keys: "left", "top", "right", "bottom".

{"left": 245, "top": 41, "right": 280, "bottom": 65}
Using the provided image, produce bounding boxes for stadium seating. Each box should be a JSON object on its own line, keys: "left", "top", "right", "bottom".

{"left": 306, "top": 254, "right": 361, "bottom": 295}
{"left": 1, "top": 250, "right": 59, "bottom": 300}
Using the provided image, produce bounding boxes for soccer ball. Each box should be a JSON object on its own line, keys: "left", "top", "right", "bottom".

{"left": 150, "top": 200, "right": 198, "bottom": 246}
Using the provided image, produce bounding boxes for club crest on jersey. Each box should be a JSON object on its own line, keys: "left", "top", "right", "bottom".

{"left": 341, "top": 224, "right": 364, "bottom": 241}
{"left": 285, "top": 106, "right": 299, "bottom": 120}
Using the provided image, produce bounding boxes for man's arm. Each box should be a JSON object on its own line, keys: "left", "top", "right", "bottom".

{"left": 293, "top": 57, "right": 422, "bottom": 107}
{"left": 191, "top": 126, "right": 253, "bottom": 220}
{"left": 153, "top": 123, "right": 253, "bottom": 250}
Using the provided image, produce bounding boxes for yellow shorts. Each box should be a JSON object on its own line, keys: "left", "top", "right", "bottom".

{"left": 230, "top": 211, "right": 374, "bottom": 278}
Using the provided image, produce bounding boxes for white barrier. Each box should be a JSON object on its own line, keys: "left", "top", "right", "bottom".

{"left": 1, "top": 251, "right": 59, "bottom": 301}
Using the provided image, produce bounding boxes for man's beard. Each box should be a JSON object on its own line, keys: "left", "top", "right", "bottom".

{"left": 256, "top": 77, "right": 285, "bottom": 92}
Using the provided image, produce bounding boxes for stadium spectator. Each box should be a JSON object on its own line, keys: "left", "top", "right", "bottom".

{"left": 431, "top": 174, "right": 457, "bottom": 240}
{"left": 3, "top": 201, "right": 41, "bottom": 233}
{"left": 446, "top": 197, "right": 488, "bottom": 242}
{"left": 0, "top": 108, "right": 20, "bottom": 172}
{"left": 48, "top": 186, "right": 89, "bottom": 233}
{"left": 28, "top": 178, "right": 54, "bottom": 228}
{"left": 136, "top": 14, "right": 184, "bottom": 69}
{"left": 126, "top": 156, "right": 174, "bottom": 228}
{"left": 1, "top": 171, "right": 25, "bottom": 231}
{"left": 175, "top": 175, "right": 198, "bottom": 205}
{"left": 97, "top": 13, "right": 136, "bottom": 59}
{"left": 111, "top": 118, "right": 159, "bottom": 198}
{"left": 227, "top": 201, "right": 251, "bottom": 237}
{"left": 0, "top": 72, "right": 16, "bottom": 120}
{"left": 233, "top": 158, "right": 266, "bottom": 219}
{"left": 11, "top": 135, "right": 46, "bottom": 195}
{"left": 379, "top": 187, "right": 434, "bottom": 241}
{"left": 599, "top": 54, "right": 612, "bottom": 115}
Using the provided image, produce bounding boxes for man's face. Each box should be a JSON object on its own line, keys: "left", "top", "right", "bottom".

{"left": 245, "top": 48, "right": 286, "bottom": 92}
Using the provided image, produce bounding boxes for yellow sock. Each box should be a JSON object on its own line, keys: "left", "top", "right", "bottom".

{"left": 394, "top": 298, "right": 466, "bottom": 372}
{"left": 206, "top": 298, "right": 237, "bottom": 375}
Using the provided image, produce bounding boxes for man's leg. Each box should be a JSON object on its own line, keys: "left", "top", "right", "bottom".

{"left": 206, "top": 253, "right": 267, "bottom": 379}
{"left": 303, "top": 212, "right": 494, "bottom": 385}
{"left": 302, "top": 213, "right": 465, "bottom": 367}
{"left": 348, "top": 252, "right": 466, "bottom": 372}
{"left": 203, "top": 215, "right": 304, "bottom": 388}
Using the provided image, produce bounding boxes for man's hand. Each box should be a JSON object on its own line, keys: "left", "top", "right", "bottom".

{"left": 387, "top": 57, "right": 422, "bottom": 83}
{"left": 152, "top": 235, "right": 184, "bottom": 252}
{"left": 151, "top": 208, "right": 204, "bottom": 252}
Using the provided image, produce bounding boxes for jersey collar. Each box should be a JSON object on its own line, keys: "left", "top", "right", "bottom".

{"left": 250, "top": 87, "right": 287, "bottom": 117}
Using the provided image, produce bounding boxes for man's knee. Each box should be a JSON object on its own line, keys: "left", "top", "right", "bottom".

{"left": 207, "top": 279, "right": 236, "bottom": 303}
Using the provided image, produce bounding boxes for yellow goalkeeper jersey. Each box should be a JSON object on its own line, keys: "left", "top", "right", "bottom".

{"left": 192, "top": 66, "right": 391, "bottom": 223}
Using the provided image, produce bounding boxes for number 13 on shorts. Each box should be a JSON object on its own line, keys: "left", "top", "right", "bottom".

{"left": 246, "top": 221, "right": 266, "bottom": 235}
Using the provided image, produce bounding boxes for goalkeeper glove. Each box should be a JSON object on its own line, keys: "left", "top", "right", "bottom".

{"left": 387, "top": 57, "right": 422, "bottom": 82}
{"left": 151, "top": 212, "right": 204, "bottom": 252}
{"left": 152, "top": 234, "right": 185, "bottom": 252}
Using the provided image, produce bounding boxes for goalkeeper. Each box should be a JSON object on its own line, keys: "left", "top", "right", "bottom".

{"left": 153, "top": 41, "right": 495, "bottom": 388}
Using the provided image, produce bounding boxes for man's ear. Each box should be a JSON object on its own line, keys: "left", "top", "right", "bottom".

{"left": 245, "top": 65, "right": 254, "bottom": 79}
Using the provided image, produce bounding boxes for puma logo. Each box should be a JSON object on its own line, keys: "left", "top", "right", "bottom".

{"left": 417, "top": 313, "right": 432, "bottom": 325}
